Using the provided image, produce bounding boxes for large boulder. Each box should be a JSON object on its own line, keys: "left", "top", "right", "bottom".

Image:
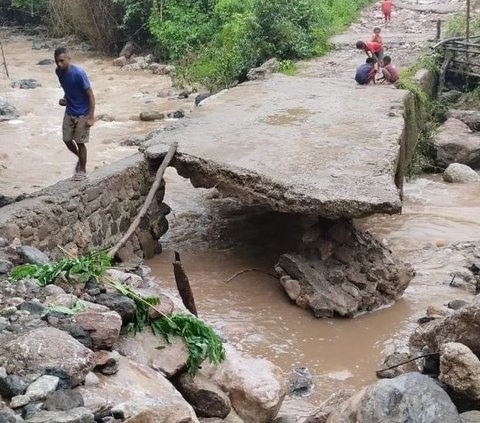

{"left": 201, "top": 344, "right": 286, "bottom": 423}
{"left": 18, "top": 245, "right": 49, "bottom": 264}
{"left": 174, "top": 372, "right": 231, "bottom": 418}
{"left": 410, "top": 296, "right": 480, "bottom": 357}
{"left": 440, "top": 342, "right": 480, "bottom": 400}
{"left": 276, "top": 218, "right": 413, "bottom": 317}
{"left": 450, "top": 110, "right": 480, "bottom": 132}
{"left": 117, "top": 329, "right": 189, "bottom": 378}
{"left": 461, "top": 411, "right": 480, "bottom": 423}
{"left": 327, "top": 372, "right": 461, "bottom": 423}
{"left": 94, "top": 293, "right": 136, "bottom": 324}
{"left": 443, "top": 163, "right": 480, "bottom": 183}
{"left": 4, "top": 327, "right": 95, "bottom": 387}
{"left": 431, "top": 118, "right": 480, "bottom": 168}
{"left": 0, "top": 100, "right": 19, "bottom": 121}
{"left": 75, "top": 309, "right": 122, "bottom": 350}
{"left": 76, "top": 356, "right": 198, "bottom": 422}
{"left": 304, "top": 390, "right": 354, "bottom": 423}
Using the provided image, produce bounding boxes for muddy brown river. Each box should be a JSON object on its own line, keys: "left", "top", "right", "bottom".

{"left": 2, "top": 31, "right": 480, "bottom": 408}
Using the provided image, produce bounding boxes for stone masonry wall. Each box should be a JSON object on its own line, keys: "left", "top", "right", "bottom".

{"left": 0, "top": 154, "right": 169, "bottom": 261}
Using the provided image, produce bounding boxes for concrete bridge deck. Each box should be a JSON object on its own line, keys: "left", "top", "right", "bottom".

{"left": 148, "top": 77, "right": 408, "bottom": 219}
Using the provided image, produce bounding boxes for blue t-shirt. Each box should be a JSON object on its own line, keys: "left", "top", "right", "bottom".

{"left": 355, "top": 63, "right": 374, "bottom": 84}
{"left": 55, "top": 64, "right": 91, "bottom": 117}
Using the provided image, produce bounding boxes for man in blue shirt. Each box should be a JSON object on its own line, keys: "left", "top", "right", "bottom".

{"left": 54, "top": 47, "right": 95, "bottom": 181}
{"left": 355, "top": 57, "right": 377, "bottom": 85}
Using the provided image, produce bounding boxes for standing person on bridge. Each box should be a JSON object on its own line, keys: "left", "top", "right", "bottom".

{"left": 54, "top": 47, "right": 95, "bottom": 181}
{"left": 382, "top": 0, "right": 393, "bottom": 25}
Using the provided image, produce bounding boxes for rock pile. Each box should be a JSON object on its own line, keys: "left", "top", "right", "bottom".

{"left": 0, "top": 241, "right": 286, "bottom": 422}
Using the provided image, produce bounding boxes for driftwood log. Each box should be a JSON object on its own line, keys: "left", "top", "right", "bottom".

{"left": 108, "top": 142, "right": 177, "bottom": 259}
{"left": 173, "top": 251, "right": 198, "bottom": 316}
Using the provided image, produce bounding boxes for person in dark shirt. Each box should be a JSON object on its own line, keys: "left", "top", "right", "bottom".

{"left": 54, "top": 47, "right": 95, "bottom": 181}
{"left": 355, "top": 58, "right": 377, "bottom": 85}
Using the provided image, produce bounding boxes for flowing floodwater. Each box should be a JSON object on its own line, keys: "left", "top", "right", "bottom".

{"left": 148, "top": 170, "right": 480, "bottom": 405}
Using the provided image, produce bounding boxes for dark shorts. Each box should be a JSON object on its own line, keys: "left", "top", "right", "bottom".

{"left": 62, "top": 113, "right": 90, "bottom": 144}
{"left": 373, "top": 49, "right": 385, "bottom": 62}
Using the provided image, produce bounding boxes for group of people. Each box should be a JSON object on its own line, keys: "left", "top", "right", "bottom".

{"left": 354, "top": 0, "right": 398, "bottom": 86}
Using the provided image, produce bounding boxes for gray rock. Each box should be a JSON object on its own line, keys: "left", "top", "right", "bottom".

{"left": 11, "top": 79, "right": 42, "bottom": 89}
{"left": 448, "top": 299, "right": 468, "bottom": 310}
{"left": 0, "top": 375, "right": 28, "bottom": 398}
{"left": 440, "top": 90, "right": 463, "bottom": 104}
{"left": 112, "top": 56, "right": 126, "bottom": 67}
{"left": 119, "top": 41, "right": 135, "bottom": 59}
{"left": 18, "top": 246, "right": 49, "bottom": 265}
{"left": 440, "top": 342, "right": 480, "bottom": 400}
{"left": 276, "top": 218, "right": 413, "bottom": 317}
{"left": 82, "top": 373, "right": 99, "bottom": 387}
{"left": 26, "top": 375, "right": 59, "bottom": 401}
{"left": 139, "top": 111, "right": 165, "bottom": 121}
{"left": 4, "top": 327, "right": 95, "bottom": 387}
{"left": 43, "top": 285, "right": 66, "bottom": 296}
{"left": 94, "top": 350, "right": 120, "bottom": 375}
{"left": 174, "top": 372, "right": 231, "bottom": 418}
{"left": 43, "top": 389, "right": 84, "bottom": 411}
{"left": 247, "top": 67, "right": 267, "bottom": 81}
{"left": 260, "top": 58, "right": 279, "bottom": 73}
{"left": 0, "top": 409, "right": 23, "bottom": 422}
{"left": 149, "top": 63, "right": 168, "bottom": 75}
{"left": 195, "top": 93, "right": 212, "bottom": 106}
{"left": 0, "top": 100, "right": 19, "bottom": 122}
{"left": 410, "top": 296, "right": 480, "bottom": 357}
{"left": 461, "top": 410, "right": 480, "bottom": 423}
{"left": 9, "top": 394, "right": 30, "bottom": 408}
{"left": 36, "top": 59, "right": 54, "bottom": 65}
{"left": 94, "top": 293, "right": 136, "bottom": 324}
{"left": 24, "top": 407, "right": 94, "bottom": 423}
{"left": 328, "top": 372, "right": 461, "bottom": 423}
{"left": 22, "top": 402, "right": 42, "bottom": 420}
{"left": 377, "top": 352, "right": 419, "bottom": 379}
{"left": 0, "top": 259, "right": 13, "bottom": 275}
{"left": 432, "top": 118, "right": 480, "bottom": 168}
{"left": 450, "top": 109, "right": 480, "bottom": 132}
{"left": 444, "top": 163, "right": 480, "bottom": 183}
{"left": 19, "top": 301, "right": 45, "bottom": 315}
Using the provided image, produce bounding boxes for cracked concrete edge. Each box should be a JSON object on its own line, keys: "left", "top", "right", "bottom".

{"left": 145, "top": 143, "right": 402, "bottom": 219}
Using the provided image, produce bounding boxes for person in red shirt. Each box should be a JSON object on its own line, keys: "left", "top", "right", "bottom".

{"left": 378, "top": 56, "right": 399, "bottom": 83}
{"left": 382, "top": 0, "right": 393, "bottom": 25}
{"left": 356, "top": 40, "right": 384, "bottom": 65}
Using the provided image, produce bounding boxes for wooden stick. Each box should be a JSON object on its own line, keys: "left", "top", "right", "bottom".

{"left": 109, "top": 142, "right": 177, "bottom": 259}
{"left": 226, "top": 268, "right": 278, "bottom": 283}
{"left": 376, "top": 352, "right": 439, "bottom": 377}
{"left": 0, "top": 39, "right": 9, "bottom": 78}
{"left": 173, "top": 251, "right": 198, "bottom": 316}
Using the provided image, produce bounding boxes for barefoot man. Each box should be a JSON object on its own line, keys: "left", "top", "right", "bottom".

{"left": 54, "top": 47, "right": 95, "bottom": 181}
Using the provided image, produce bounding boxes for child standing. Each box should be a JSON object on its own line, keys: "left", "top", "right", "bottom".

{"left": 382, "top": 0, "right": 393, "bottom": 25}
{"left": 371, "top": 27, "right": 383, "bottom": 45}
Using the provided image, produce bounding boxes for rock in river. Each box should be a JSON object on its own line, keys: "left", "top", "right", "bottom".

{"left": 443, "top": 163, "right": 480, "bottom": 183}
{"left": 328, "top": 372, "right": 461, "bottom": 422}
{"left": 0, "top": 100, "right": 19, "bottom": 121}
{"left": 200, "top": 344, "right": 286, "bottom": 423}
{"left": 11, "top": 79, "right": 42, "bottom": 89}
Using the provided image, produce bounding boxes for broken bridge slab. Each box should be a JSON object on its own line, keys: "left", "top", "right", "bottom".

{"left": 146, "top": 74, "right": 410, "bottom": 219}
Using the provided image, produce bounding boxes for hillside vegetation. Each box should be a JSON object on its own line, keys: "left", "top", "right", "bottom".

{"left": 1, "top": 0, "right": 371, "bottom": 90}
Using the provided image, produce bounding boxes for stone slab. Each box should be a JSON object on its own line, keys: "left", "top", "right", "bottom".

{"left": 147, "top": 75, "right": 409, "bottom": 218}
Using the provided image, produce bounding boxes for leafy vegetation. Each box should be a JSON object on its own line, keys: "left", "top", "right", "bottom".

{"left": 9, "top": 250, "right": 112, "bottom": 286}
{"left": 151, "top": 314, "right": 226, "bottom": 376}
{"left": 395, "top": 53, "right": 446, "bottom": 177}
{"left": 42, "top": 300, "right": 87, "bottom": 317}
{"left": 9, "top": 250, "right": 226, "bottom": 375}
